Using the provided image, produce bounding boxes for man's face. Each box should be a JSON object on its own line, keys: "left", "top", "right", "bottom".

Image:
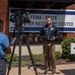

{"left": 46, "top": 18, "right": 52, "bottom": 26}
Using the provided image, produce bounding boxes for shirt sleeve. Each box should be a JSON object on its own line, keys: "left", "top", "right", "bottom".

{"left": 55, "top": 27, "right": 60, "bottom": 39}
{"left": 2, "top": 35, "right": 10, "bottom": 48}
{"left": 36, "top": 27, "right": 44, "bottom": 38}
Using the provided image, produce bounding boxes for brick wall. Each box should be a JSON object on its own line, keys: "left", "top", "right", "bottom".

{"left": 66, "top": 4, "right": 75, "bottom": 10}
{"left": 0, "top": 0, "right": 9, "bottom": 35}
{"left": 66, "top": 33, "right": 75, "bottom": 38}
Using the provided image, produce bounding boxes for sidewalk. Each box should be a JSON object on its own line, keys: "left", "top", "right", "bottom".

{"left": 6, "top": 63, "right": 75, "bottom": 75}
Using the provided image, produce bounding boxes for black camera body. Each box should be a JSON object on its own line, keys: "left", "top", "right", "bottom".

{"left": 44, "top": 34, "right": 53, "bottom": 41}
{"left": 10, "top": 9, "right": 30, "bottom": 27}
{"left": 45, "top": 35, "right": 53, "bottom": 40}
{"left": 43, "top": 27, "right": 54, "bottom": 41}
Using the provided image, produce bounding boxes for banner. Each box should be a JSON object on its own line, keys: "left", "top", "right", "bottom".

{"left": 9, "top": 8, "right": 75, "bottom": 32}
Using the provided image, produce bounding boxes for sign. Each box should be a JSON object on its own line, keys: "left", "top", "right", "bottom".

{"left": 9, "top": 8, "right": 75, "bottom": 32}
{"left": 71, "top": 43, "right": 75, "bottom": 54}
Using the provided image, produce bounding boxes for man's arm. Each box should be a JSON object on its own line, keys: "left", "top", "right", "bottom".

{"left": 35, "top": 27, "right": 44, "bottom": 42}
{"left": 6, "top": 45, "right": 11, "bottom": 54}
{"left": 55, "top": 27, "right": 60, "bottom": 39}
{"left": 2, "top": 35, "right": 11, "bottom": 54}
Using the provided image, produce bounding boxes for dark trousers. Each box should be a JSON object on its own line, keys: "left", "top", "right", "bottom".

{"left": 0, "top": 59, "right": 6, "bottom": 75}
{"left": 43, "top": 41, "right": 56, "bottom": 69}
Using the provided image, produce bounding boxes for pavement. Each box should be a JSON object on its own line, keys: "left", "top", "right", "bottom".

{"left": 6, "top": 63, "right": 75, "bottom": 75}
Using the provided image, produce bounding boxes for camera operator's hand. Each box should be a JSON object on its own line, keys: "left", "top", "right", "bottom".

{"left": 35, "top": 37, "right": 38, "bottom": 42}
{"left": 50, "top": 36, "right": 55, "bottom": 41}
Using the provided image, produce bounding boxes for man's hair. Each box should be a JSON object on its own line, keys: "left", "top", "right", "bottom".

{"left": 0, "top": 19, "right": 4, "bottom": 32}
{"left": 0, "top": 19, "right": 3, "bottom": 24}
{"left": 47, "top": 17, "right": 52, "bottom": 20}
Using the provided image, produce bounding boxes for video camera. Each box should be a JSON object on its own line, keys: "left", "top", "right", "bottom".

{"left": 9, "top": 9, "right": 31, "bottom": 38}
{"left": 10, "top": 9, "right": 30, "bottom": 27}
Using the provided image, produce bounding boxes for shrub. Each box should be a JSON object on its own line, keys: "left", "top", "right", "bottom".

{"left": 32, "top": 54, "right": 44, "bottom": 62}
{"left": 21, "top": 61, "right": 28, "bottom": 66}
{"left": 61, "top": 38, "right": 75, "bottom": 60}
{"left": 55, "top": 51, "right": 62, "bottom": 59}
{"left": 5, "top": 53, "right": 17, "bottom": 63}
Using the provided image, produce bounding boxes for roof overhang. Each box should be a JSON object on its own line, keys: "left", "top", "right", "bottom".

{"left": 11, "top": 0, "right": 75, "bottom": 3}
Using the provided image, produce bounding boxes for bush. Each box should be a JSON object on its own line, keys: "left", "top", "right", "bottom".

{"left": 32, "top": 54, "right": 44, "bottom": 62}
{"left": 5, "top": 53, "right": 17, "bottom": 63}
{"left": 55, "top": 51, "right": 62, "bottom": 59}
{"left": 61, "top": 38, "right": 75, "bottom": 60}
{"left": 21, "top": 61, "right": 28, "bottom": 66}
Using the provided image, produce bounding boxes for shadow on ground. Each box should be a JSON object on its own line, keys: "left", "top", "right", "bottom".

{"left": 60, "top": 69, "right": 75, "bottom": 75}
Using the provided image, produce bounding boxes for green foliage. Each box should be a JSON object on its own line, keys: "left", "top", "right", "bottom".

{"left": 5, "top": 53, "right": 17, "bottom": 63}
{"left": 62, "top": 38, "right": 75, "bottom": 60}
{"left": 21, "top": 61, "right": 28, "bottom": 66}
{"left": 32, "top": 54, "right": 44, "bottom": 62}
{"left": 55, "top": 51, "right": 62, "bottom": 59}
{"left": 65, "top": 58, "right": 70, "bottom": 62}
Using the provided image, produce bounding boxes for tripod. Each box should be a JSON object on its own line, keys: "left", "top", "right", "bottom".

{"left": 7, "top": 31, "right": 38, "bottom": 75}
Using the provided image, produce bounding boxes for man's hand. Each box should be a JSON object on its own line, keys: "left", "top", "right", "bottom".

{"left": 6, "top": 46, "right": 11, "bottom": 54}
{"left": 35, "top": 37, "right": 38, "bottom": 42}
{"left": 50, "top": 36, "right": 55, "bottom": 41}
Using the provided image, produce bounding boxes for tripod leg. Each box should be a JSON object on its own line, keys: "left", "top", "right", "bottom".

{"left": 18, "top": 35, "right": 22, "bottom": 75}
{"left": 7, "top": 43, "right": 16, "bottom": 75}
{"left": 25, "top": 40, "right": 38, "bottom": 75}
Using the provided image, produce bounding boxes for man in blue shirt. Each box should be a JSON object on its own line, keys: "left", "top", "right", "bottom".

{"left": 0, "top": 19, "right": 11, "bottom": 75}
{"left": 35, "top": 17, "right": 59, "bottom": 74}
